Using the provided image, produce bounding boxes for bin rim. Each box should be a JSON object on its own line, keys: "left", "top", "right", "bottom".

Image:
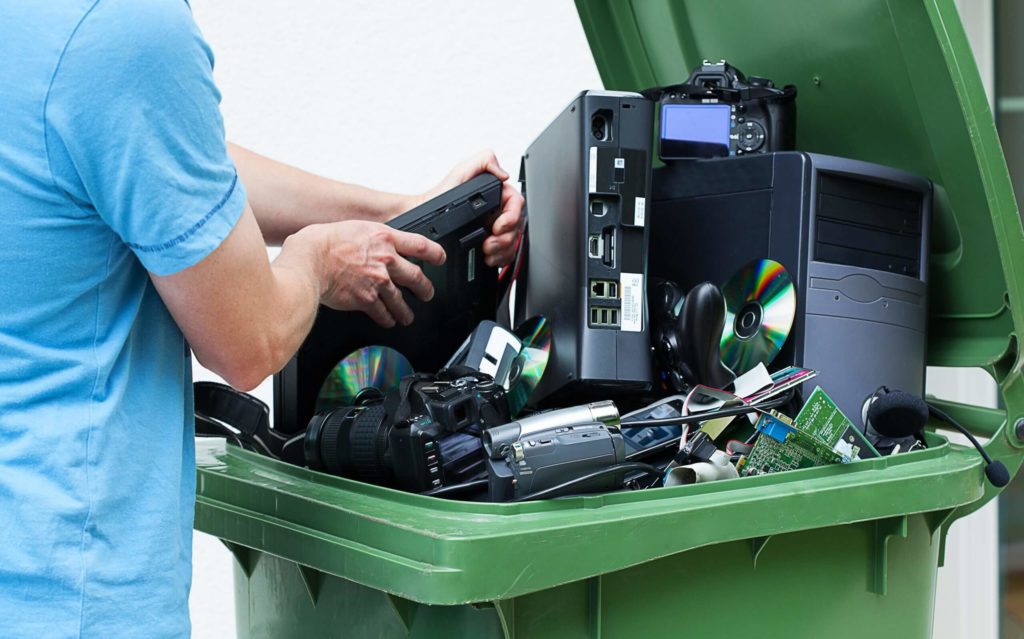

{"left": 195, "top": 432, "right": 986, "bottom": 605}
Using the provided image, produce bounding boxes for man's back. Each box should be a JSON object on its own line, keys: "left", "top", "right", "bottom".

{"left": 0, "top": 1, "right": 246, "bottom": 636}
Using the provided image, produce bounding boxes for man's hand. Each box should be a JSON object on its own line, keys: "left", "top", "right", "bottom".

{"left": 152, "top": 209, "right": 445, "bottom": 390}
{"left": 290, "top": 220, "right": 447, "bottom": 327}
{"left": 419, "top": 150, "right": 525, "bottom": 268}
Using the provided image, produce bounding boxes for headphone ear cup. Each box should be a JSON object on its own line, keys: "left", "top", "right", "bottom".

{"left": 861, "top": 385, "right": 892, "bottom": 430}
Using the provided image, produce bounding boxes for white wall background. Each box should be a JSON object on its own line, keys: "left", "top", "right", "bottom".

{"left": 187, "top": 2, "right": 1005, "bottom": 637}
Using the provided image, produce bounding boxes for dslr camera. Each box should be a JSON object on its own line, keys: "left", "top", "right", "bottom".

{"left": 648, "top": 60, "right": 796, "bottom": 160}
{"left": 298, "top": 368, "right": 511, "bottom": 492}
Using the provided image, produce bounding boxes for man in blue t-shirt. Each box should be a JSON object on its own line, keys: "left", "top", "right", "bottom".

{"left": 0, "top": 1, "right": 523, "bottom": 636}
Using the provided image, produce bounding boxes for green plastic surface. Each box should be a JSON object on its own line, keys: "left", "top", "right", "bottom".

{"left": 199, "top": 433, "right": 974, "bottom": 602}
{"left": 195, "top": 1, "right": 1024, "bottom": 636}
{"left": 230, "top": 515, "right": 940, "bottom": 638}
{"left": 574, "top": 0, "right": 1024, "bottom": 520}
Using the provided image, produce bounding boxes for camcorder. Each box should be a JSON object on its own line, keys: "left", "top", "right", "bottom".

{"left": 643, "top": 60, "right": 796, "bottom": 160}
{"left": 482, "top": 402, "right": 627, "bottom": 501}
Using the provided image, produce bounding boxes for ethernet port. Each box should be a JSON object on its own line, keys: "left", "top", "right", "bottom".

{"left": 590, "top": 279, "right": 619, "bottom": 299}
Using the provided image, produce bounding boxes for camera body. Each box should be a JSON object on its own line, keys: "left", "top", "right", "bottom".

{"left": 485, "top": 422, "right": 626, "bottom": 501}
{"left": 655, "top": 60, "right": 796, "bottom": 160}
{"left": 304, "top": 370, "right": 511, "bottom": 493}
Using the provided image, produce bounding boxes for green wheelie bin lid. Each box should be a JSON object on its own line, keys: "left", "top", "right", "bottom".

{"left": 194, "top": 0, "right": 1024, "bottom": 635}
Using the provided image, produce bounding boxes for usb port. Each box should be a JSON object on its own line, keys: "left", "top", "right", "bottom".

{"left": 590, "top": 280, "right": 619, "bottom": 299}
{"left": 588, "top": 234, "right": 603, "bottom": 260}
{"left": 589, "top": 305, "right": 621, "bottom": 328}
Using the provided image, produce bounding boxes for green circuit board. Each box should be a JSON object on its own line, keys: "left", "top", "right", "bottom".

{"left": 740, "top": 412, "right": 842, "bottom": 477}
{"left": 795, "top": 386, "right": 879, "bottom": 460}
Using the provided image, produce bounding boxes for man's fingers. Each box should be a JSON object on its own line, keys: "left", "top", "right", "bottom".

{"left": 500, "top": 183, "right": 525, "bottom": 214}
{"left": 491, "top": 209, "right": 521, "bottom": 236}
{"left": 387, "top": 256, "right": 434, "bottom": 302}
{"left": 472, "top": 149, "right": 508, "bottom": 181}
{"left": 364, "top": 297, "right": 397, "bottom": 328}
{"left": 448, "top": 150, "right": 509, "bottom": 184}
{"left": 379, "top": 282, "right": 415, "bottom": 326}
{"left": 390, "top": 229, "right": 446, "bottom": 265}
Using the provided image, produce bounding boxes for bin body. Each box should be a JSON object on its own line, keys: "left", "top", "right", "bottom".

{"left": 195, "top": 0, "right": 1024, "bottom": 637}
{"left": 231, "top": 516, "right": 940, "bottom": 638}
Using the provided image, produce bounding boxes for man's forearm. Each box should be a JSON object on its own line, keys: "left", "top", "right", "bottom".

{"left": 228, "top": 143, "right": 417, "bottom": 245}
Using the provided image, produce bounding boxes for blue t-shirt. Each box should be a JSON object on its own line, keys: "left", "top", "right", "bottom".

{"left": 0, "top": 1, "right": 245, "bottom": 636}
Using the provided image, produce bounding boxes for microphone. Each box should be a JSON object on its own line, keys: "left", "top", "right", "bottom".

{"left": 866, "top": 389, "right": 1009, "bottom": 488}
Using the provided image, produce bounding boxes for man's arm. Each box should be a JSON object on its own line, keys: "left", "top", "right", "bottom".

{"left": 231, "top": 145, "right": 525, "bottom": 266}
{"left": 228, "top": 144, "right": 416, "bottom": 245}
{"left": 151, "top": 207, "right": 445, "bottom": 391}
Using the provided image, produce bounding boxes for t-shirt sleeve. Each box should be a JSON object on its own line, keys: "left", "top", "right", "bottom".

{"left": 44, "top": 0, "right": 246, "bottom": 276}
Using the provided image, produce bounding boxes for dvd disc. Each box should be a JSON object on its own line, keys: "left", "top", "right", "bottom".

{"left": 720, "top": 259, "right": 796, "bottom": 376}
{"left": 315, "top": 346, "right": 413, "bottom": 413}
{"left": 507, "top": 316, "right": 551, "bottom": 416}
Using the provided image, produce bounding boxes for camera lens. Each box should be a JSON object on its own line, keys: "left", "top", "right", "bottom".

{"left": 304, "top": 403, "right": 393, "bottom": 484}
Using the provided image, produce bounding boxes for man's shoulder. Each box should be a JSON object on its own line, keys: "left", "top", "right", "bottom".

{"left": 66, "top": 0, "right": 204, "bottom": 68}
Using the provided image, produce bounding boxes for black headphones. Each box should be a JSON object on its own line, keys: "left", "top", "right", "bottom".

{"left": 863, "top": 386, "right": 1009, "bottom": 487}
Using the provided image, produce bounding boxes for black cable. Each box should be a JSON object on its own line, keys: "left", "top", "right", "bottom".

{"left": 927, "top": 403, "right": 1010, "bottom": 488}
{"left": 928, "top": 404, "right": 993, "bottom": 462}
{"left": 621, "top": 392, "right": 792, "bottom": 428}
{"left": 513, "top": 462, "right": 663, "bottom": 502}
{"left": 420, "top": 478, "right": 490, "bottom": 498}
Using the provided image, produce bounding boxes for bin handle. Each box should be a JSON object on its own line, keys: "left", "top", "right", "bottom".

{"left": 941, "top": 360, "right": 1024, "bottom": 527}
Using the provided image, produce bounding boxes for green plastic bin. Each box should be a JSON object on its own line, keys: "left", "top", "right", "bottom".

{"left": 194, "top": 1, "right": 1024, "bottom": 637}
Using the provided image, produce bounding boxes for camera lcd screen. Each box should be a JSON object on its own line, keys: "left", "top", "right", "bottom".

{"left": 660, "top": 104, "right": 732, "bottom": 159}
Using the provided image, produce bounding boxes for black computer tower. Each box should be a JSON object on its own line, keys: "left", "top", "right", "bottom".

{"left": 521, "top": 90, "right": 654, "bottom": 406}
{"left": 650, "top": 152, "right": 932, "bottom": 425}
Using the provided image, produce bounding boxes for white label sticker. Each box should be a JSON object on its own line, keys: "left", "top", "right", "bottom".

{"left": 634, "top": 197, "right": 646, "bottom": 226}
{"left": 614, "top": 157, "right": 625, "bottom": 169}
{"left": 620, "top": 272, "right": 643, "bottom": 332}
{"left": 588, "top": 147, "right": 598, "bottom": 193}
{"left": 482, "top": 329, "right": 523, "bottom": 386}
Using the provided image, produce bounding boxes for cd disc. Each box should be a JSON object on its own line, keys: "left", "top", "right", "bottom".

{"left": 315, "top": 346, "right": 413, "bottom": 413}
{"left": 507, "top": 316, "right": 551, "bottom": 416}
{"left": 720, "top": 259, "right": 796, "bottom": 376}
